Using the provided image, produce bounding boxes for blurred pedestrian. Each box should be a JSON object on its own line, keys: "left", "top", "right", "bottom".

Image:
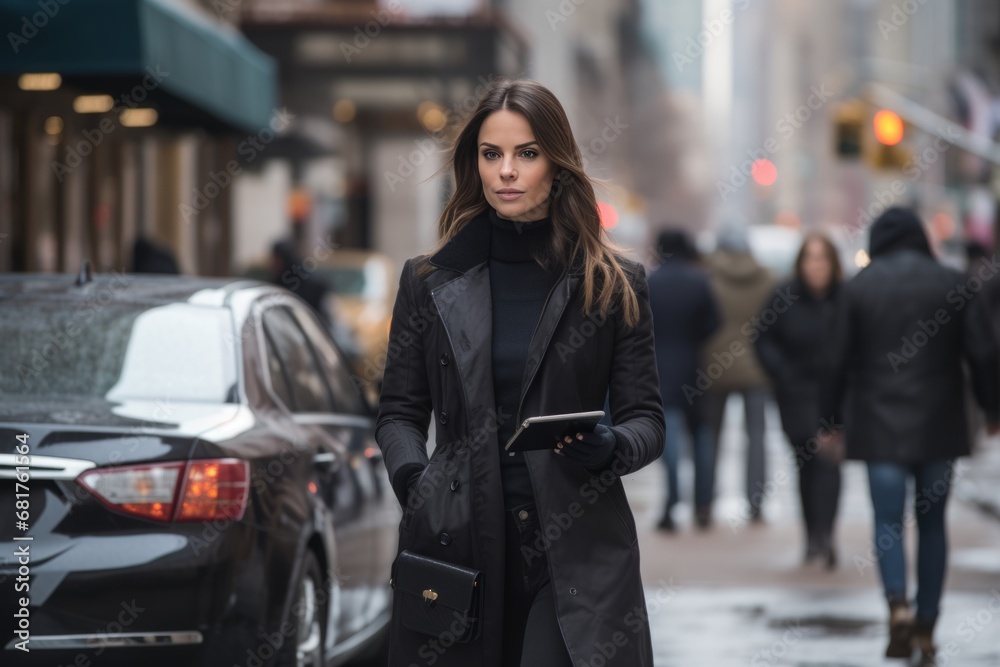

{"left": 130, "top": 235, "right": 179, "bottom": 274}
{"left": 375, "top": 78, "right": 664, "bottom": 667}
{"left": 701, "top": 224, "right": 776, "bottom": 525}
{"left": 647, "top": 229, "right": 721, "bottom": 531}
{"left": 269, "top": 239, "right": 330, "bottom": 324}
{"left": 963, "top": 241, "right": 1000, "bottom": 441}
{"left": 755, "top": 233, "right": 843, "bottom": 567}
{"left": 822, "top": 207, "right": 1000, "bottom": 662}
{"left": 965, "top": 240, "right": 1000, "bottom": 340}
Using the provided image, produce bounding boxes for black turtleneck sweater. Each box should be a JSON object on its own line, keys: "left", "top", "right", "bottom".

{"left": 488, "top": 207, "right": 562, "bottom": 510}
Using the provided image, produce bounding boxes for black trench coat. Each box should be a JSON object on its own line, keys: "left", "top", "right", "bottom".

{"left": 375, "top": 213, "right": 666, "bottom": 666}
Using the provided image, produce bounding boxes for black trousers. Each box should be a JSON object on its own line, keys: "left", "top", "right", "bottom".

{"left": 501, "top": 500, "right": 574, "bottom": 667}
{"left": 792, "top": 438, "right": 841, "bottom": 550}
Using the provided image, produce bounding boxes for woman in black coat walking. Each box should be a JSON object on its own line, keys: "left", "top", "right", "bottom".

{"left": 375, "top": 79, "right": 665, "bottom": 667}
{"left": 754, "top": 233, "right": 843, "bottom": 568}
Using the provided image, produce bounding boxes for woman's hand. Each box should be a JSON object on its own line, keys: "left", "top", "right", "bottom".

{"left": 554, "top": 423, "right": 618, "bottom": 470}
{"left": 816, "top": 427, "right": 845, "bottom": 464}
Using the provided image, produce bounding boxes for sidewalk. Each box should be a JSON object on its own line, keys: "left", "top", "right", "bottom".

{"left": 955, "top": 432, "right": 1000, "bottom": 520}
{"left": 622, "top": 399, "right": 1000, "bottom": 666}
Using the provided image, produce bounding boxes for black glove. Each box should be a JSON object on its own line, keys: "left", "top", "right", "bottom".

{"left": 405, "top": 466, "right": 426, "bottom": 506}
{"left": 392, "top": 462, "right": 426, "bottom": 509}
{"left": 555, "top": 423, "right": 618, "bottom": 470}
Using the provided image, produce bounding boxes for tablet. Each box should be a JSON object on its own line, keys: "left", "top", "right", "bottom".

{"left": 503, "top": 410, "right": 606, "bottom": 453}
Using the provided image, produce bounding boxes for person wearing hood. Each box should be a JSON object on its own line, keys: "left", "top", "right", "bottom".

{"left": 700, "top": 224, "right": 777, "bottom": 526}
{"left": 647, "top": 229, "right": 721, "bottom": 531}
{"left": 822, "top": 207, "right": 1000, "bottom": 662}
{"left": 269, "top": 239, "right": 330, "bottom": 325}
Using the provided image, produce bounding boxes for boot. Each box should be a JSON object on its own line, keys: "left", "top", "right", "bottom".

{"left": 694, "top": 505, "right": 713, "bottom": 530}
{"left": 914, "top": 617, "right": 937, "bottom": 665}
{"left": 885, "top": 598, "right": 914, "bottom": 659}
{"left": 656, "top": 506, "right": 676, "bottom": 533}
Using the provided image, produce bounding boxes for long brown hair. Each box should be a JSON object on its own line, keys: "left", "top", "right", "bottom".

{"left": 794, "top": 232, "right": 843, "bottom": 286}
{"left": 416, "top": 78, "right": 640, "bottom": 328}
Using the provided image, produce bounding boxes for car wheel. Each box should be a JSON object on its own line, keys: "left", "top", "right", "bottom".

{"left": 279, "top": 550, "right": 326, "bottom": 667}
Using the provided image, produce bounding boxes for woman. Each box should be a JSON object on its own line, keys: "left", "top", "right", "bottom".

{"left": 375, "top": 79, "right": 665, "bottom": 667}
{"left": 822, "top": 208, "right": 1000, "bottom": 661}
{"left": 754, "top": 233, "right": 843, "bottom": 568}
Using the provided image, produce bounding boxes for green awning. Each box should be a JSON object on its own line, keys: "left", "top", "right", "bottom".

{"left": 0, "top": 0, "right": 277, "bottom": 132}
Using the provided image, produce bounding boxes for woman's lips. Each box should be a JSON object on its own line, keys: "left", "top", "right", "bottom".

{"left": 496, "top": 190, "right": 524, "bottom": 201}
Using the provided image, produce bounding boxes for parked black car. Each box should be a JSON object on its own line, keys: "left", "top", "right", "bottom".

{"left": 0, "top": 272, "right": 396, "bottom": 666}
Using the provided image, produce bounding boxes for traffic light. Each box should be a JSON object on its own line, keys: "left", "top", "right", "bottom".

{"left": 865, "top": 108, "right": 911, "bottom": 170}
{"left": 873, "top": 110, "right": 904, "bottom": 145}
{"left": 833, "top": 100, "right": 912, "bottom": 170}
{"left": 833, "top": 100, "right": 865, "bottom": 159}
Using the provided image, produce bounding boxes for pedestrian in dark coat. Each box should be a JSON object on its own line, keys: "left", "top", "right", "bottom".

{"left": 647, "top": 229, "right": 721, "bottom": 530}
{"left": 269, "top": 239, "right": 330, "bottom": 325}
{"left": 822, "top": 207, "right": 1000, "bottom": 662}
{"left": 375, "top": 79, "right": 665, "bottom": 667}
{"left": 754, "top": 233, "right": 842, "bottom": 567}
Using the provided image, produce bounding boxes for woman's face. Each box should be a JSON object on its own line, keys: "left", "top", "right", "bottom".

{"left": 477, "top": 109, "right": 556, "bottom": 222}
{"left": 801, "top": 238, "right": 834, "bottom": 293}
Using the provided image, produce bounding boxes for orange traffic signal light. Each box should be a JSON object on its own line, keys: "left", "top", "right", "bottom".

{"left": 873, "top": 110, "right": 904, "bottom": 146}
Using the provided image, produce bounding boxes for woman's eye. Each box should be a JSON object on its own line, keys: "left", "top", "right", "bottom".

{"left": 483, "top": 150, "right": 500, "bottom": 160}
{"left": 520, "top": 149, "right": 538, "bottom": 159}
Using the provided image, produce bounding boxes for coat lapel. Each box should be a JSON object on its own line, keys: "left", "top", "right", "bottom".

{"left": 428, "top": 210, "right": 584, "bottom": 418}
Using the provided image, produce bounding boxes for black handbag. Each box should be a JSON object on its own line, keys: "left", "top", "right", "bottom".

{"left": 390, "top": 549, "right": 483, "bottom": 643}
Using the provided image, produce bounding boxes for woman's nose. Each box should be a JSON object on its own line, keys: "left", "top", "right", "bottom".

{"left": 500, "top": 157, "right": 516, "bottom": 180}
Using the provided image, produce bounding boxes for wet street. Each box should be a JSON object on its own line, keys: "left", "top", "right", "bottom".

{"left": 624, "top": 400, "right": 1000, "bottom": 666}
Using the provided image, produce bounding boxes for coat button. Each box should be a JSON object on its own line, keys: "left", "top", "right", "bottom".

{"left": 439, "top": 411, "right": 448, "bottom": 425}
{"left": 518, "top": 510, "right": 529, "bottom": 521}
{"left": 569, "top": 587, "right": 578, "bottom": 595}
{"left": 439, "top": 532, "right": 451, "bottom": 545}
{"left": 440, "top": 352, "right": 450, "bottom": 365}
{"left": 450, "top": 479, "right": 460, "bottom": 491}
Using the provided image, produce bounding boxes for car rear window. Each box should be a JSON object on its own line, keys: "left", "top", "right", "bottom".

{"left": 0, "top": 300, "right": 238, "bottom": 403}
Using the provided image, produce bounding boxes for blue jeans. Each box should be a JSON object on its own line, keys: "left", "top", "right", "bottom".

{"left": 867, "top": 460, "right": 953, "bottom": 622}
{"left": 661, "top": 408, "right": 716, "bottom": 511}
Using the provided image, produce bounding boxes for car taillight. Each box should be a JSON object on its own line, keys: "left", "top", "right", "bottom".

{"left": 176, "top": 460, "right": 250, "bottom": 521}
{"left": 78, "top": 459, "right": 250, "bottom": 522}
